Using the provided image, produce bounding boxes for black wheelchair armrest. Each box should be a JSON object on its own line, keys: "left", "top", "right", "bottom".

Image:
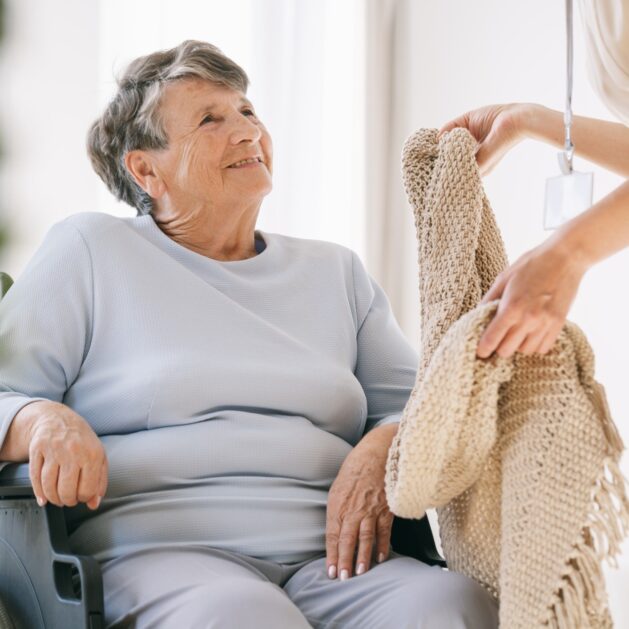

{"left": 0, "top": 461, "right": 33, "bottom": 495}
{"left": 391, "top": 514, "right": 446, "bottom": 568}
{"left": 0, "top": 462, "right": 104, "bottom": 629}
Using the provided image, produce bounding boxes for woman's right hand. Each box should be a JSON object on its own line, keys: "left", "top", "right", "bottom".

{"left": 437, "top": 103, "right": 533, "bottom": 176}
{"left": 25, "top": 400, "right": 108, "bottom": 510}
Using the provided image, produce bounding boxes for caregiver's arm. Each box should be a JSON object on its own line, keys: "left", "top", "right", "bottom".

{"left": 477, "top": 179, "right": 629, "bottom": 358}
{"left": 523, "top": 104, "right": 629, "bottom": 177}
{"left": 438, "top": 103, "right": 629, "bottom": 358}
{"left": 438, "top": 103, "right": 629, "bottom": 177}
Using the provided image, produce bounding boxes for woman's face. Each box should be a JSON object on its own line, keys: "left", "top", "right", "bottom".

{"left": 149, "top": 78, "right": 273, "bottom": 213}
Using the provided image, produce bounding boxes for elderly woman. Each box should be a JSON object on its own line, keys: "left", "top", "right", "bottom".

{"left": 0, "top": 41, "right": 497, "bottom": 628}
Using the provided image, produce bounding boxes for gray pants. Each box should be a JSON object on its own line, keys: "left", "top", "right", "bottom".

{"left": 101, "top": 545, "right": 498, "bottom": 628}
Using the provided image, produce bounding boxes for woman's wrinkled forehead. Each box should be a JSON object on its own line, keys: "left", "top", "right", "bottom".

{"left": 158, "top": 78, "right": 250, "bottom": 135}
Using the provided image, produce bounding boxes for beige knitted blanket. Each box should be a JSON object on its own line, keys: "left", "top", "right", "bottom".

{"left": 384, "top": 128, "right": 629, "bottom": 628}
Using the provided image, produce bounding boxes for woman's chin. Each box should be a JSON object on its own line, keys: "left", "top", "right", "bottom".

{"left": 244, "top": 177, "right": 273, "bottom": 197}
{"left": 225, "top": 181, "right": 273, "bottom": 204}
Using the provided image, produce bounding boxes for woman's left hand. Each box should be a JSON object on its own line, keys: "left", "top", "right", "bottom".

{"left": 476, "top": 237, "right": 590, "bottom": 358}
{"left": 325, "top": 442, "right": 393, "bottom": 581}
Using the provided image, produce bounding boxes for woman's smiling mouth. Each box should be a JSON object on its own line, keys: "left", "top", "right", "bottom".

{"left": 227, "top": 157, "right": 263, "bottom": 168}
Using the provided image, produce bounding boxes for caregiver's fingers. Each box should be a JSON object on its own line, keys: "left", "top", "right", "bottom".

{"left": 481, "top": 272, "right": 509, "bottom": 305}
{"left": 476, "top": 131, "right": 508, "bottom": 176}
{"left": 537, "top": 321, "right": 565, "bottom": 355}
{"left": 518, "top": 327, "right": 548, "bottom": 355}
{"left": 437, "top": 116, "right": 468, "bottom": 139}
{"left": 477, "top": 299, "right": 522, "bottom": 358}
{"left": 493, "top": 324, "right": 531, "bottom": 359}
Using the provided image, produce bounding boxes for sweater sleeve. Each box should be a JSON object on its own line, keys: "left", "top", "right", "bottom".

{"left": 0, "top": 220, "right": 93, "bottom": 471}
{"left": 351, "top": 250, "right": 418, "bottom": 436}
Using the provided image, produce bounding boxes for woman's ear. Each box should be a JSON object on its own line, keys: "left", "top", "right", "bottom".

{"left": 124, "top": 150, "right": 166, "bottom": 199}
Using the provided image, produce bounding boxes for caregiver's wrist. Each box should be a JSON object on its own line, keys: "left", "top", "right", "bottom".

{"left": 544, "top": 224, "right": 595, "bottom": 276}
{"left": 516, "top": 103, "right": 553, "bottom": 143}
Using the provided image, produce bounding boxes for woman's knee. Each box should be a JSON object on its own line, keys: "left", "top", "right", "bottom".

{"left": 185, "top": 579, "right": 311, "bottom": 629}
{"left": 401, "top": 570, "right": 499, "bottom": 629}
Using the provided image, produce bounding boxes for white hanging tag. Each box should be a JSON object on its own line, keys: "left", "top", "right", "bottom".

{"left": 543, "top": 0, "right": 594, "bottom": 231}
{"left": 544, "top": 166, "right": 593, "bottom": 230}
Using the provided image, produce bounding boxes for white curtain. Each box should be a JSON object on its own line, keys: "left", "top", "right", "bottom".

{"left": 364, "top": 0, "right": 420, "bottom": 348}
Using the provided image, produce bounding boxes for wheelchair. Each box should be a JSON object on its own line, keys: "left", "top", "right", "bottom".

{"left": 0, "top": 271, "right": 445, "bottom": 629}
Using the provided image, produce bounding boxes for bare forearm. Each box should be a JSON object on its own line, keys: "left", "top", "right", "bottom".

{"left": 520, "top": 104, "right": 629, "bottom": 178}
{"left": 0, "top": 401, "right": 41, "bottom": 463}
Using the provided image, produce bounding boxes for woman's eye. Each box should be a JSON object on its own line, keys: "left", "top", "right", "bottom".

{"left": 200, "top": 110, "right": 255, "bottom": 126}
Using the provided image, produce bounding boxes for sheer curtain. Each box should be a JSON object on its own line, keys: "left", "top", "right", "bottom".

{"left": 364, "top": 0, "right": 419, "bottom": 345}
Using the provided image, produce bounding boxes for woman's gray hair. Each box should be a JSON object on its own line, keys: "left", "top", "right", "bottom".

{"left": 87, "top": 40, "right": 249, "bottom": 215}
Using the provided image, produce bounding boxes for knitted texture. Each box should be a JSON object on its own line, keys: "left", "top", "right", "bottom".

{"left": 384, "top": 128, "right": 629, "bottom": 628}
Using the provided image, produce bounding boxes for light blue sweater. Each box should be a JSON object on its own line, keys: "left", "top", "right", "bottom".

{"left": 0, "top": 212, "right": 418, "bottom": 564}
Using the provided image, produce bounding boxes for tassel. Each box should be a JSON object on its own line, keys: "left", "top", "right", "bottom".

{"left": 543, "top": 452, "right": 629, "bottom": 628}
{"left": 588, "top": 460, "right": 629, "bottom": 563}
{"left": 548, "top": 559, "right": 602, "bottom": 628}
{"left": 591, "top": 382, "right": 625, "bottom": 455}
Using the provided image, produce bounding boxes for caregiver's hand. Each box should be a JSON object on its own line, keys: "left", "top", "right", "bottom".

{"left": 437, "top": 103, "right": 531, "bottom": 176}
{"left": 476, "top": 235, "right": 590, "bottom": 358}
{"left": 325, "top": 438, "right": 394, "bottom": 581}
{"left": 24, "top": 400, "right": 108, "bottom": 510}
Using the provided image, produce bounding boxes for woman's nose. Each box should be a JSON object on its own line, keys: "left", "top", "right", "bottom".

{"left": 229, "top": 114, "right": 262, "bottom": 145}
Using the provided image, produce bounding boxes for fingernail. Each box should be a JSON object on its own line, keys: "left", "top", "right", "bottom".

{"left": 340, "top": 569, "right": 349, "bottom": 581}
{"left": 96, "top": 496, "right": 102, "bottom": 508}
{"left": 378, "top": 552, "right": 386, "bottom": 563}
{"left": 36, "top": 496, "right": 44, "bottom": 507}
{"left": 356, "top": 562, "right": 366, "bottom": 575}
{"left": 327, "top": 565, "right": 337, "bottom": 579}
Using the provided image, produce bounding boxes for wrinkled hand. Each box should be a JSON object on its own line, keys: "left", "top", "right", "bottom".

{"left": 325, "top": 444, "right": 393, "bottom": 581}
{"left": 27, "top": 400, "right": 108, "bottom": 510}
{"left": 477, "top": 238, "right": 588, "bottom": 358}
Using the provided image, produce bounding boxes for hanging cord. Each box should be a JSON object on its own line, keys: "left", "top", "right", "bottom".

{"left": 561, "top": 0, "right": 575, "bottom": 174}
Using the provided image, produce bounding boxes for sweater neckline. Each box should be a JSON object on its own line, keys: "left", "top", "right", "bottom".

{"left": 134, "top": 213, "right": 274, "bottom": 270}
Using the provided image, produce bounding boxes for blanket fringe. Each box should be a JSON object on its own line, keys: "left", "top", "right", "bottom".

{"left": 543, "top": 458, "right": 629, "bottom": 628}
{"left": 591, "top": 382, "right": 625, "bottom": 457}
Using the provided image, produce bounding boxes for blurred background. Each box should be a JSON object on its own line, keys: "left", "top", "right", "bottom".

{"left": 0, "top": 0, "right": 627, "bottom": 623}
